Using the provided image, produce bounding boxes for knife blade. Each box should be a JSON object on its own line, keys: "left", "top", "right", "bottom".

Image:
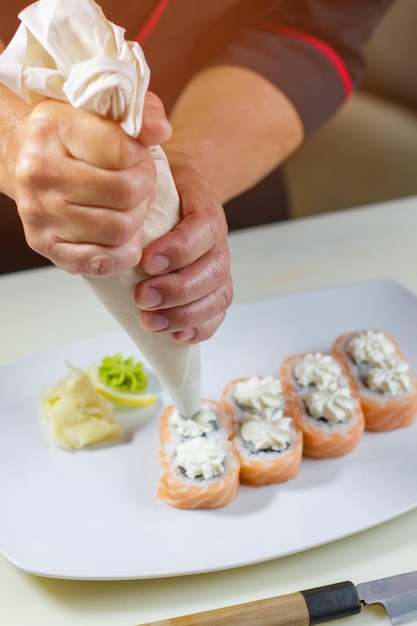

{"left": 138, "top": 570, "right": 417, "bottom": 626}
{"left": 357, "top": 570, "right": 417, "bottom": 625}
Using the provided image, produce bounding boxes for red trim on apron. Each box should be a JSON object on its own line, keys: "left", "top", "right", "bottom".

{"left": 136, "top": 0, "right": 170, "bottom": 44}
{"left": 261, "top": 23, "right": 353, "bottom": 98}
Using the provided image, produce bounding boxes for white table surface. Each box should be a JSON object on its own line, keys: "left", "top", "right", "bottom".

{"left": 1, "top": 195, "right": 417, "bottom": 626}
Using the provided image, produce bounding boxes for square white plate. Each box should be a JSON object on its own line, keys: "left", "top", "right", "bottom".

{"left": 1, "top": 278, "right": 417, "bottom": 580}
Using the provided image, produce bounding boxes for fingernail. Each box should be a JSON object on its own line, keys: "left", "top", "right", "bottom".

{"left": 178, "top": 328, "right": 196, "bottom": 342}
{"left": 148, "top": 254, "right": 169, "bottom": 274}
{"left": 148, "top": 313, "right": 169, "bottom": 331}
{"left": 139, "top": 287, "right": 162, "bottom": 308}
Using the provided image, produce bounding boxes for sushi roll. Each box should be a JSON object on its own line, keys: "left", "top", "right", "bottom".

{"left": 221, "top": 376, "right": 303, "bottom": 486}
{"left": 280, "top": 353, "right": 364, "bottom": 459}
{"left": 332, "top": 330, "right": 417, "bottom": 431}
{"left": 157, "top": 401, "right": 240, "bottom": 509}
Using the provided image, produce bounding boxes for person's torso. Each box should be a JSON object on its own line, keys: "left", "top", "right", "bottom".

{"left": 100, "top": 0, "right": 269, "bottom": 110}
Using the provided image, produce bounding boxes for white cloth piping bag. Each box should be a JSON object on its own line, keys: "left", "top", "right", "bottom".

{"left": 0, "top": 0, "right": 202, "bottom": 417}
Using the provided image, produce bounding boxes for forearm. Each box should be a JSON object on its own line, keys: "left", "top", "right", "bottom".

{"left": 163, "top": 65, "right": 304, "bottom": 204}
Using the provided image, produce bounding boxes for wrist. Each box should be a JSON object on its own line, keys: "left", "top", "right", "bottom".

{"left": 162, "top": 143, "right": 225, "bottom": 220}
{"left": 162, "top": 135, "right": 229, "bottom": 204}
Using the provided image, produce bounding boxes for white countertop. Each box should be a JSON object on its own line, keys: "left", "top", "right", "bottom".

{"left": 1, "top": 195, "right": 417, "bottom": 625}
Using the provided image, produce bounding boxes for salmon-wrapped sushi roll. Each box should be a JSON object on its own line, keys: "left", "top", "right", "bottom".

{"left": 280, "top": 353, "right": 364, "bottom": 459}
{"left": 332, "top": 330, "right": 417, "bottom": 432}
{"left": 221, "top": 376, "right": 302, "bottom": 486}
{"left": 157, "top": 401, "right": 240, "bottom": 509}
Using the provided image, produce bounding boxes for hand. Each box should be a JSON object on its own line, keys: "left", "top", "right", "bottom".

{"left": 135, "top": 157, "right": 233, "bottom": 344}
{"left": 13, "top": 92, "right": 172, "bottom": 275}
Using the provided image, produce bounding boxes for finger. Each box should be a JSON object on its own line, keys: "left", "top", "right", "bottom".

{"left": 18, "top": 148, "right": 156, "bottom": 211}
{"left": 33, "top": 228, "right": 144, "bottom": 276}
{"left": 138, "top": 281, "right": 233, "bottom": 335}
{"left": 26, "top": 99, "right": 148, "bottom": 170}
{"left": 16, "top": 166, "right": 155, "bottom": 247}
{"left": 140, "top": 172, "right": 227, "bottom": 275}
{"left": 52, "top": 156, "right": 156, "bottom": 210}
{"left": 139, "top": 92, "right": 172, "bottom": 146}
{"left": 172, "top": 312, "right": 227, "bottom": 344}
{"left": 135, "top": 243, "right": 231, "bottom": 310}
{"left": 43, "top": 198, "right": 151, "bottom": 246}
{"left": 139, "top": 311, "right": 227, "bottom": 345}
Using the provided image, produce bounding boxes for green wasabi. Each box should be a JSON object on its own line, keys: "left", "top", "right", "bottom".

{"left": 98, "top": 354, "right": 148, "bottom": 393}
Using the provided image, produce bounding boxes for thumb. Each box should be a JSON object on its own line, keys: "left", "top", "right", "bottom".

{"left": 139, "top": 91, "right": 172, "bottom": 146}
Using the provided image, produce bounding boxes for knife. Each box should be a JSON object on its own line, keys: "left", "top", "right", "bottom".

{"left": 139, "top": 570, "right": 417, "bottom": 625}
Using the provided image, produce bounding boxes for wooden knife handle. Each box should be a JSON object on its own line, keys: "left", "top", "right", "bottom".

{"left": 139, "top": 581, "right": 361, "bottom": 626}
{"left": 140, "top": 591, "right": 309, "bottom": 626}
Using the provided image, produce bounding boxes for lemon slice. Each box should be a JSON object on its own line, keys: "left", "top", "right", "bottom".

{"left": 88, "top": 361, "right": 158, "bottom": 408}
{"left": 94, "top": 382, "right": 158, "bottom": 407}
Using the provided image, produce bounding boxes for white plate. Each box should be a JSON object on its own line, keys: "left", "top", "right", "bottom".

{"left": 1, "top": 278, "right": 417, "bottom": 580}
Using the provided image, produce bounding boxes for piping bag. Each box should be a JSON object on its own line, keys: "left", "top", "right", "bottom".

{"left": 0, "top": 0, "right": 202, "bottom": 417}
